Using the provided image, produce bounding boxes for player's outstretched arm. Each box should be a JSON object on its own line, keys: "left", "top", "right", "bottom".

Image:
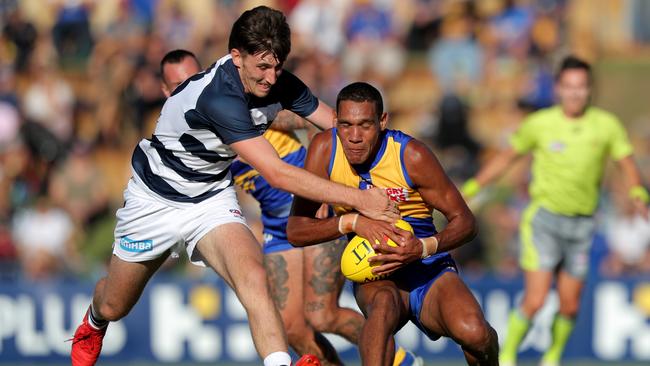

{"left": 267, "top": 99, "right": 334, "bottom": 133}
{"left": 303, "top": 99, "right": 335, "bottom": 130}
{"left": 462, "top": 147, "right": 520, "bottom": 199}
{"left": 231, "top": 133, "right": 399, "bottom": 224}
{"left": 616, "top": 155, "right": 649, "bottom": 219}
{"left": 369, "top": 140, "right": 478, "bottom": 275}
{"left": 268, "top": 109, "right": 324, "bottom": 142}
{"left": 268, "top": 110, "right": 310, "bottom": 131}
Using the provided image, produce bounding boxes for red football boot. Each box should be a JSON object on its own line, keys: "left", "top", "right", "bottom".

{"left": 295, "top": 354, "right": 322, "bottom": 366}
{"left": 70, "top": 309, "right": 107, "bottom": 366}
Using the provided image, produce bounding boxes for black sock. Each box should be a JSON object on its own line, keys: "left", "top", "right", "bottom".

{"left": 87, "top": 304, "right": 108, "bottom": 329}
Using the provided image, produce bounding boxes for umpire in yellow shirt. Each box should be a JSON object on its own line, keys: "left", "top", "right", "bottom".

{"left": 462, "top": 55, "right": 649, "bottom": 366}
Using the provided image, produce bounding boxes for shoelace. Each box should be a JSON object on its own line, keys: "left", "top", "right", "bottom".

{"left": 65, "top": 328, "right": 101, "bottom": 351}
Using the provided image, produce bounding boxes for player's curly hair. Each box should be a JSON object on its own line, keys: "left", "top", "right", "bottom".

{"left": 336, "top": 82, "right": 384, "bottom": 119}
{"left": 228, "top": 6, "right": 291, "bottom": 63}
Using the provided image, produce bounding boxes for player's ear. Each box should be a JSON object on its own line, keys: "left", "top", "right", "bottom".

{"left": 161, "top": 81, "right": 171, "bottom": 98}
{"left": 379, "top": 112, "right": 388, "bottom": 130}
{"left": 230, "top": 48, "right": 242, "bottom": 67}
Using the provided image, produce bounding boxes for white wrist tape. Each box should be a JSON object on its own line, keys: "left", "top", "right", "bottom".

{"left": 420, "top": 236, "right": 438, "bottom": 258}
{"left": 338, "top": 213, "right": 359, "bottom": 234}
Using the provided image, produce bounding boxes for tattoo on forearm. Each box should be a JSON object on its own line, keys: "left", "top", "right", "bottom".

{"left": 272, "top": 111, "right": 307, "bottom": 131}
{"left": 309, "top": 240, "right": 346, "bottom": 295}
{"left": 306, "top": 301, "right": 325, "bottom": 312}
{"left": 264, "top": 255, "right": 289, "bottom": 310}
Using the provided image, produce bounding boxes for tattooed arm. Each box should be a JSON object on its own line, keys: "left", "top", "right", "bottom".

{"left": 270, "top": 109, "right": 310, "bottom": 131}
{"left": 272, "top": 99, "right": 334, "bottom": 134}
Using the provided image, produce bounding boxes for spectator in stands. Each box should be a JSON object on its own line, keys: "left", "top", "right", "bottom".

{"left": 602, "top": 188, "right": 650, "bottom": 276}
{"left": 51, "top": 0, "right": 94, "bottom": 67}
{"left": 427, "top": 8, "right": 483, "bottom": 96}
{"left": 2, "top": 8, "right": 38, "bottom": 73}
{"left": 22, "top": 45, "right": 76, "bottom": 149}
{"left": 11, "top": 195, "right": 78, "bottom": 280}
{"left": 487, "top": 0, "right": 534, "bottom": 59}
{"left": 342, "top": 0, "right": 406, "bottom": 85}
{"left": 48, "top": 144, "right": 109, "bottom": 226}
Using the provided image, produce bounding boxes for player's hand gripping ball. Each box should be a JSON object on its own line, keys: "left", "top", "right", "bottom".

{"left": 340, "top": 219, "right": 413, "bottom": 283}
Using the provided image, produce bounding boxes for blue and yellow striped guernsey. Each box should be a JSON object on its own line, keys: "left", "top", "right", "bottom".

{"left": 328, "top": 128, "right": 439, "bottom": 241}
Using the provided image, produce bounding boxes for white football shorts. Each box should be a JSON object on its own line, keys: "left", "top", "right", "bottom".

{"left": 112, "top": 179, "right": 248, "bottom": 266}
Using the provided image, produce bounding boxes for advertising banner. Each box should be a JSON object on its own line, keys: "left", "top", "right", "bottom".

{"left": 1, "top": 274, "right": 649, "bottom": 363}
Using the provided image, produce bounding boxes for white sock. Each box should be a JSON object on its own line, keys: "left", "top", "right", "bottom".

{"left": 263, "top": 351, "right": 291, "bottom": 366}
{"left": 88, "top": 304, "right": 108, "bottom": 330}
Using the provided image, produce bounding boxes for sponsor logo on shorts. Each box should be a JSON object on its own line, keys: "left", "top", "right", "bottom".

{"left": 119, "top": 236, "right": 153, "bottom": 253}
{"left": 229, "top": 209, "right": 243, "bottom": 218}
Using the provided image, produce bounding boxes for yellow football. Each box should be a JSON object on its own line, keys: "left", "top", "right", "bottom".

{"left": 340, "top": 219, "right": 413, "bottom": 283}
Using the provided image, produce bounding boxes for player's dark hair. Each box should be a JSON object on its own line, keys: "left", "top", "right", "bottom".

{"left": 228, "top": 6, "right": 291, "bottom": 63}
{"left": 160, "top": 49, "right": 200, "bottom": 82}
{"left": 336, "top": 82, "right": 384, "bottom": 119}
{"left": 556, "top": 55, "right": 592, "bottom": 83}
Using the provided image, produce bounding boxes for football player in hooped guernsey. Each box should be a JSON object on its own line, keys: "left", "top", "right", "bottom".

{"left": 287, "top": 82, "right": 499, "bottom": 366}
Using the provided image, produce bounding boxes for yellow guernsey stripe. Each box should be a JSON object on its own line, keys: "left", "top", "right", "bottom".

{"left": 233, "top": 169, "right": 259, "bottom": 193}
{"left": 392, "top": 347, "right": 406, "bottom": 366}
{"left": 263, "top": 129, "right": 301, "bottom": 158}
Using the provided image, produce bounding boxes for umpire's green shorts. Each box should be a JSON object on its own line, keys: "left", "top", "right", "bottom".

{"left": 519, "top": 203, "right": 595, "bottom": 278}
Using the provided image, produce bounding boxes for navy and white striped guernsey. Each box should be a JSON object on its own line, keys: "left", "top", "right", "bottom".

{"left": 130, "top": 54, "right": 319, "bottom": 204}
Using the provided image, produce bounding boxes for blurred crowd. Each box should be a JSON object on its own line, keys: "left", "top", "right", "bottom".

{"left": 1, "top": 0, "right": 649, "bottom": 282}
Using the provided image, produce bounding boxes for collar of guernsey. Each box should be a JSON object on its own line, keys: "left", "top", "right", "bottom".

{"left": 509, "top": 106, "right": 633, "bottom": 216}
{"left": 328, "top": 128, "right": 437, "bottom": 238}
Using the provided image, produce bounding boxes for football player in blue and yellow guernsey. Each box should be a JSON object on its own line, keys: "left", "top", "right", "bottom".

{"left": 287, "top": 82, "right": 499, "bottom": 366}
{"left": 230, "top": 107, "right": 424, "bottom": 366}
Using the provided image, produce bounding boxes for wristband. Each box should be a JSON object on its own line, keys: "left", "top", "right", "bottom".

{"left": 338, "top": 213, "right": 359, "bottom": 234}
{"left": 629, "top": 185, "right": 650, "bottom": 204}
{"left": 461, "top": 178, "right": 481, "bottom": 198}
{"left": 419, "top": 236, "right": 438, "bottom": 258}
